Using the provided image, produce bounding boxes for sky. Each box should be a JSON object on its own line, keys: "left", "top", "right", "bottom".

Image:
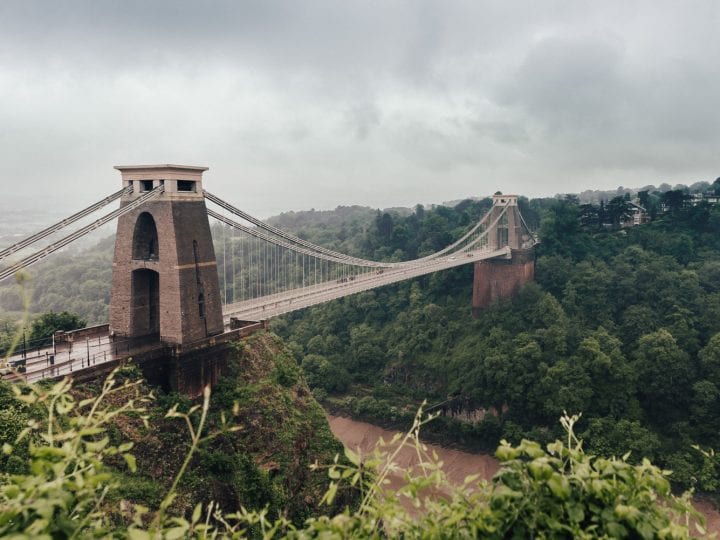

{"left": 1, "top": 0, "right": 719, "bottom": 218}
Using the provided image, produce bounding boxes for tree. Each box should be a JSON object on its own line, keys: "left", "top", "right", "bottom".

{"left": 574, "top": 328, "right": 638, "bottom": 418}
{"left": 619, "top": 305, "right": 658, "bottom": 349}
{"left": 638, "top": 190, "right": 651, "bottom": 209}
{"left": 633, "top": 329, "right": 694, "bottom": 424}
{"left": 535, "top": 359, "right": 593, "bottom": 420}
{"left": 579, "top": 203, "right": 600, "bottom": 230}
{"left": 661, "top": 190, "right": 689, "bottom": 213}
{"left": 699, "top": 333, "right": 720, "bottom": 387}
{"left": 301, "top": 354, "right": 350, "bottom": 393}
{"left": 582, "top": 417, "right": 661, "bottom": 462}
{"left": 535, "top": 256, "right": 573, "bottom": 297}
{"left": 28, "top": 311, "right": 87, "bottom": 348}
{"left": 0, "top": 318, "right": 18, "bottom": 356}
{"left": 605, "top": 196, "right": 633, "bottom": 228}
{"left": 349, "top": 324, "right": 384, "bottom": 377}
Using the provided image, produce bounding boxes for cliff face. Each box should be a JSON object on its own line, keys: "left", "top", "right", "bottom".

{"left": 96, "top": 332, "right": 345, "bottom": 524}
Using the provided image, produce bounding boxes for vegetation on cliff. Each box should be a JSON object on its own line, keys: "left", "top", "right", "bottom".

{"left": 0, "top": 364, "right": 706, "bottom": 538}
{"left": 2, "top": 185, "right": 720, "bottom": 517}
{"left": 0, "top": 331, "right": 346, "bottom": 534}
{"left": 272, "top": 198, "right": 720, "bottom": 494}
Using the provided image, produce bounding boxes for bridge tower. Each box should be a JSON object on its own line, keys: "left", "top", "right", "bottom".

{"left": 472, "top": 194, "right": 535, "bottom": 316}
{"left": 109, "top": 165, "right": 224, "bottom": 344}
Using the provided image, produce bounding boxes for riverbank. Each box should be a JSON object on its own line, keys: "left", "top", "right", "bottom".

{"left": 327, "top": 414, "right": 499, "bottom": 485}
{"left": 327, "top": 414, "right": 720, "bottom": 535}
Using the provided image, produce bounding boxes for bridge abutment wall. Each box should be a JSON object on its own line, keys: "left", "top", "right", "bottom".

{"left": 44, "top": 323, "right": 268, "bottom": 398}
{"left": 472, "top": 247, "right": 535, "bottom": 317}
{"left": 142, "top": 322, "right": 268, "bottom": 398}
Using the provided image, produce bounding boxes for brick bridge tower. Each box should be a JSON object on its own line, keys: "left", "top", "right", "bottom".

{"left": 472, "top": 194, "right": 535, "bottom": 316}
{"left": 109, "top": 165, "right": 224, "bottom": 344}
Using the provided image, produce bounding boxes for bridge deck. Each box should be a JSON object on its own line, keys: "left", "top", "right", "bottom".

{"left": 3, "top": 247, "right": 511, "bottom": 385}
{"left": 2, "top": 321, "right": 268, "bottom": 385}
{"left": 1, "top": 330, "right": 166, "bottom": 384}
{"left": 222, "top": 247, "right": 510, "bottom": 321}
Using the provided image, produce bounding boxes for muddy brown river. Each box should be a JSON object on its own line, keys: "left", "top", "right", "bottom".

{"left": 327, "top": 414, "right": 720, "bottom": 535}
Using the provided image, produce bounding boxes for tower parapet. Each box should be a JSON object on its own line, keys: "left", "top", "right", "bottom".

{"left": 487, "top": 193, "right": 523, "bottom": 250}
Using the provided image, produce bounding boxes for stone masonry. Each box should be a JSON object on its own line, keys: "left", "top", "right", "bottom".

{"left": 471, "top": 194, "right": 535, "bottom": 316}
{"left": 471, "top": 247, "right": 535, "bottom": 317}
{"left": 109, "top": 165, "right": 224, "bottom": 344}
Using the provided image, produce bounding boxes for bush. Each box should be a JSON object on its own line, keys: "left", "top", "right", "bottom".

{"left": 0, "top": 372, "right": 703, "bottom": 538}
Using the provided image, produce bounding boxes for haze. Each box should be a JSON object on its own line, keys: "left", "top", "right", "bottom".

{"left": 1, "top": 0, "right": 719, "bottom": 218}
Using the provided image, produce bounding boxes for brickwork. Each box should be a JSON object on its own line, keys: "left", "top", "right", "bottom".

{"left": 472, "top": 247, "right": 535, "bottom": 317}
{"left": 109, "top": 165, "right": 223, "bottom": 345}
{"left": 165, "top": 344, "right": 231, "bottom": 398}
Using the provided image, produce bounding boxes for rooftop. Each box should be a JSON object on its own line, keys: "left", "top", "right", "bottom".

{"left": 113, "top": 164, "right": 209, "bottom": 172}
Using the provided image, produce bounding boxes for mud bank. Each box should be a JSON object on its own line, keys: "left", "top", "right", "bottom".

{"left": 327, "top": 414, "right": 720, "bottom": 534}
{"left": 327, "top": 415, "right": 499, "bottom": 486}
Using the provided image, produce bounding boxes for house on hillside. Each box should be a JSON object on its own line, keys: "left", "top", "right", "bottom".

{"left": 622, "top": 201, "right": 648, "bottom": 227}
{"left": 690, "top": 192, "right": 720, "bottom": 206}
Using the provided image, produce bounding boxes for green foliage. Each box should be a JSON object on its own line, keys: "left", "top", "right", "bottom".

{"left": 29, "top": 310, "right": 87, "bottom": 347}
{"left": 488, "top": 415, "right": 697, "bottom": 539}
{"left": 0, "top": 363, "right": 707, "bottom": 538}
{"left": 273, "top": 198, "right": 720, "bottom": 495}
{"left": 306, "top": 411, "right": 702, "bottom": 539}
{"left": 0, "top": 370, "right": 150, "bottom": 538}
{"left": 0, "top": 239, "right": 114, "bottom": 325}
{"left": 113, "top": 474, "right": 164, "bottom": 507}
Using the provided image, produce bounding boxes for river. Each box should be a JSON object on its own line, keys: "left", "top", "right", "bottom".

{"left": 327, "top": 414, "right": 720, "bottom": 535}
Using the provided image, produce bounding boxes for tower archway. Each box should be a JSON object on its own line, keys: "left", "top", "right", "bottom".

{"left": 132, "top": 212, "right": 159, "bottom": 260}
{"left": 130, "top": 269, "right": 160, "bottom": 336}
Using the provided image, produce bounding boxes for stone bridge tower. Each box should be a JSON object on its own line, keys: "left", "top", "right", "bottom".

{"left": 109, "top": 165, "right": 224, "bottom": 344}
{"left": 472, "top": 194, "right": 535, "bottom": 316}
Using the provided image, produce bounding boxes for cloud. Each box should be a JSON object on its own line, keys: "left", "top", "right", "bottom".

{"left": 0, "top": 0, "right": 719, "bottom": 219}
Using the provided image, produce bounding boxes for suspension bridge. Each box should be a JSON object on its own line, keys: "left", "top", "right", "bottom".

{"left": 0, "top": 164, "right": 536, "bottom": 391}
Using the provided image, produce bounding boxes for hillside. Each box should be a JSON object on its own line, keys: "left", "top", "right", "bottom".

{"left": 1, "top": 195, "right": 719, "bottom": 536}
{"left": 2, "top": 192, "right": 720, "bottom": 496}
{"left": 0, "top": 331, "right": 348, "bottom": 529}
{"left": 274, "top": 198, "right": 720, "bottom": 494}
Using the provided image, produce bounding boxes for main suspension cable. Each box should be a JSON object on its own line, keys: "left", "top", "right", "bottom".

{"left": 0, "top": 186, "right": 164, "bottom": 282}
{"left": 0, "top": 186, "right": 131, "bottom": 261}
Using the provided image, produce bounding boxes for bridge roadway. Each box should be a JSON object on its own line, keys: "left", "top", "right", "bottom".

{"left": 222, "top": 246, "right": 511, "bottom": 322}
{"left": 1, "top": 331, "right": 163, "bottom": 384}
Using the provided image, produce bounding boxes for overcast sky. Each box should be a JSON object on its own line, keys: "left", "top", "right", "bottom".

{"left": 1, "top": 0, "right": 719, "bottom": 218}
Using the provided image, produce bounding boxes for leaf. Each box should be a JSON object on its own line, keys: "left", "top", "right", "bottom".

{"left": 165, "top": 526, "right": 188, "bottom": 539}
{"left": 84, "top": 437, "right": 110, "bottom": 453}
{"left": 321, "top": 482, "right": 338, "bottom": 505}
{"left": 123, "top": 453, "right": 137, "bottom": 473}
{"left": 463, "top": 473, "right": 480, "bottom": 485}
{"left": 127, "top": 528, "right": 151, "bottom": 540}
{"left": 118, "top": 442, "right": 134, "bottom": 453}
{"left": 566, "top": 503, "right": 585, "bottom": 523}
{"left": 191, "top": 503, "right": 202, "bottom": 524}
{"left": 547, "top": 475, "right": 570, "bottom": 500}
{"left": 344, "top": 446, "right": 360, "bottom": 466}
{"left": 160, "top": 492, "right": 177, "bottom": 510}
